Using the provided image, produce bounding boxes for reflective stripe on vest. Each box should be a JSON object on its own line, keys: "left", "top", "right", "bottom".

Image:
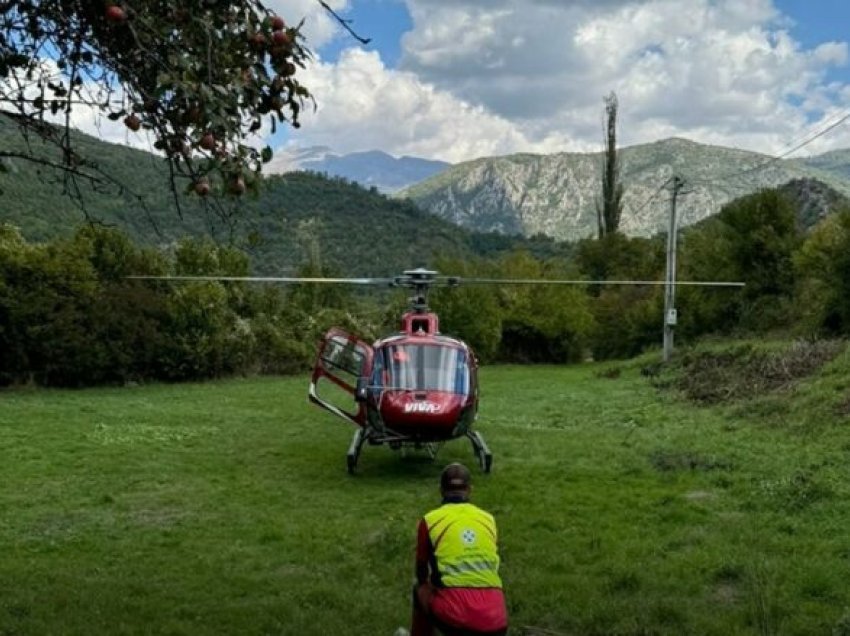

{"left": 424, "top": 502, "right": 502, "bottom": 589}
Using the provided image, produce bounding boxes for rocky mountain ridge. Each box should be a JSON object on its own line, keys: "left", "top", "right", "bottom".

{"left": 400, "top": 137, "right": 850, "bottom": 240}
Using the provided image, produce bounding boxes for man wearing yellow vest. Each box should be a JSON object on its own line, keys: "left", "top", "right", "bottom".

{"left": 410, "top": 463, "right": 508, "bottom": 636}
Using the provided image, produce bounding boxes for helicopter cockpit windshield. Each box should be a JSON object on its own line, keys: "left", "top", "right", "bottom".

{"left": 378, "top": 344, "right": 469, "bottom": 395}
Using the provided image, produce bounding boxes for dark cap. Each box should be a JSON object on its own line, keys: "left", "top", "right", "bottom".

{"left": 440, "top": 462, "right": 471, "bottom": 493}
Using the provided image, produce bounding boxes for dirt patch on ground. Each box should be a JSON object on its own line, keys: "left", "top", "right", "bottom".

{"left": 665, "top": 340, "right": 844, "bottom": 404}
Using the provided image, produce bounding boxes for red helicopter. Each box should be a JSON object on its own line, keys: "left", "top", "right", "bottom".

{"left": 308, "top": 268, "right": 490, "bottom": 474}
{"left": 130, "top": 267, "right": 743, "bottom": 474}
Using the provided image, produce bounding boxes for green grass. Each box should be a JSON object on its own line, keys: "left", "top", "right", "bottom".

{"left": 3, "top": 354, "right": 850, "bottom": 635}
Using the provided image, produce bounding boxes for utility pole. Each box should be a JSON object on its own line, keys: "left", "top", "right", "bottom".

{"left": 663, "top": 176, "right": 685, "bottom": 362}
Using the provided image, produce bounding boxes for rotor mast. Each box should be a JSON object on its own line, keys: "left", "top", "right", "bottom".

{"left": 392, "top": 268, "right": 458, "bottom": 313}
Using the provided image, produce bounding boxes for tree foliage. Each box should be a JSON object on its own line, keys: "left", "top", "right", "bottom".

{"left": 679, "top": 189, "right": 801, "bottom": 333}
{"left": 0, "top": 0, "right": 311, "bottom": 203}
{"left": 5, "top": 181, "right": 850, "bottom": 387}
{"left": 430, "top": 256, "right": 503, "bottom": 361}
{"left": 794, "top": 208, "right": 850, "bottom": 334}
{"left": 0, "top": 224, "right": 167, "bottom": 385}
{"left": 596, "top": 91, "right": 624, "bottom": 238}
{"left": 575, "top": 232, "right": 665, "bottom": 359}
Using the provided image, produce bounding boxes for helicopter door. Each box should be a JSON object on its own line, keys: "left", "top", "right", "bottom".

{"left": 309, "top": 329, "right": 373, "bottom": 426}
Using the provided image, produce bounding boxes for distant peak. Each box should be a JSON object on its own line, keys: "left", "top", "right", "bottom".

{"left": 646, "top": 136, "right": 699, "bottom": 148}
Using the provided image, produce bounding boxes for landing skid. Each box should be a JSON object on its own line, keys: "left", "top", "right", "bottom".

{"left": 346, "top": 428, "right": 492, "bottom": 474}
{"left": 466, "top": 430, "right": 493, "bottom": 473}
{"left": 346, "top": 428, "right": 368, "bottom": 474}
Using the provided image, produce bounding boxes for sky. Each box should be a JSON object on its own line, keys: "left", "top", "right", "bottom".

{"left": 67, "top": 0, "right": 850, "bottom": 165}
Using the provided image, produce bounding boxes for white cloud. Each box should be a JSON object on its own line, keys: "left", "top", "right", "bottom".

{"left": 275, "top": 0, "right": 844, "bottom": 162}
{"left": 287, "top": 48, "right": 571, "bottom": 162}
{"left": 20, "top": 0, "right": 850, "bottom": 164}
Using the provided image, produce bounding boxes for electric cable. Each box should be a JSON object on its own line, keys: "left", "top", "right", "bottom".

{"left": 688, "top": 107, "right": 850, "bottom": 187}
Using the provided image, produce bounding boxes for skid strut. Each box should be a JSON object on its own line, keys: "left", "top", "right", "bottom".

{"left": 466, "top": 430, "right": 493, "bottom": 473}
{"left": 347, "top": 428, "right": 368, "bottom": 474}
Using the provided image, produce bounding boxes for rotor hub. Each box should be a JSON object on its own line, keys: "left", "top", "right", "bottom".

{"left": 393, "top": 268, "right": 439, "bottom": 312}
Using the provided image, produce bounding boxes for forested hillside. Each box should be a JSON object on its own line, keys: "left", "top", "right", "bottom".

{"left": 0, "top": 118, "right": 568, "bottom": 275}
{"left": 0, "top": 117, "right": 214, "bottom": 242}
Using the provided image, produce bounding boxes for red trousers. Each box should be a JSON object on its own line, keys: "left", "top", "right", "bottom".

{"left": 411, "top": 584, "right": 508, "bottom": 636}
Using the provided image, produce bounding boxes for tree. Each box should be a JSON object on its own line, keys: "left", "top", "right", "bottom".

{"left": 430, "top": 256, "right": 503, "bottom": 362}
{"left": 491, "top": 252, "right": 594, "bottom": 363}
{"left": 679, "top": 188, "right": 801, "bottom": 333}
{"left": 596, "top": 91, "right": 625, "bottom": 238}
{"left": 794, "top": 208, "right": 850, "bottom": 334}
{"left": 574, "top": 233, "right": 665, "bottom": 359}
{"left": 0, "top": 0, "right": 312, "bottom": 207}
{"left": 0, "top": 224, "right": 171, "bottom": 386}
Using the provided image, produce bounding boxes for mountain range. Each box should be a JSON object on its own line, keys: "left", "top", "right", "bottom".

{"left": 400, "top": 138, "right": 850, "bottom": 240}
{"left": 4, "top": 114, "right": 850, "bottom": 265}
{"left": 266, "top": 145, "right": 450, "bottom": 193}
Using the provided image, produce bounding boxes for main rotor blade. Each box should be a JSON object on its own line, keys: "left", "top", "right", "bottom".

{"left": 458, "top": 278, "right": 745, "bottom": 287}
{"left": 126, "top": 275, "right": 396, "bottom": 285}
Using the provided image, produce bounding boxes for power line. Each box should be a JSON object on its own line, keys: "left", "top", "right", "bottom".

{"left": 626, "top": 175, "right": 674, "bottom": 218}
{"left": 776, "top": 104, "right": 850, "bottom": 157}
{"left": 688, "top": 108, "right": 850, "bottom": 187}
{"left": 622, "top": 103, "right": 850, "bottom": 223}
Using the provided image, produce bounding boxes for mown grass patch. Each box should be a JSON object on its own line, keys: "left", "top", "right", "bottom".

{"left": 2, "top": 357, "right": 850, "bottom": 635}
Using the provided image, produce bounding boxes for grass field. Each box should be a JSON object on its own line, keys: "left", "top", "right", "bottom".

{"left": 3, "top": 350, "right": 850, "bottom": 635}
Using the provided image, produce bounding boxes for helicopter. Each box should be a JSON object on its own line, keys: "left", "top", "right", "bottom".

{"left": 308, "top": 268, "right": 489, "bottom": 474}
{"left": 130, "top": 267, "right": 744, "bottom": 474}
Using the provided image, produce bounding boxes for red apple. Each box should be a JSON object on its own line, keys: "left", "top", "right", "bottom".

{"left": 105, "top": 5, "right": 127, "bottom": 23}
{"left": 123, "top": 113, "right": 141, "bottom": 131}
{"left": 194, "top": 179, "right": 211, "bottom": 197}
{"left": 199, "top": 132, "right": 215, "bottom": 151}
{"left": 272, "top": 30, "right": 291, "bottom": 46}
{"left": 249, "top": 32, "right": 266, "bottom": 49}
{"left": 271, "top": 15, "right": 285, "bottom": 31}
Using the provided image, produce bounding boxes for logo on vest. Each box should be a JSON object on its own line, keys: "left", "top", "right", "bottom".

{"left": 461, "top": 528, "right": 476, "bottom": 545}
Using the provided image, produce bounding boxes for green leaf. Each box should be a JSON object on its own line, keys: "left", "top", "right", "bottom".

{"left": 261, "top": 146, "right": 272, "bottom": 163}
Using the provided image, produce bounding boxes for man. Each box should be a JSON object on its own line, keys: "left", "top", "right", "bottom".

{"left": 410, "top": 463, "right": 508, "bottom": 636}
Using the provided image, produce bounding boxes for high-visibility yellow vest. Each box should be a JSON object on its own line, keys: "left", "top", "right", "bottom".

{"left": 424, "top": 502, "right": 502, "bottom": 589}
